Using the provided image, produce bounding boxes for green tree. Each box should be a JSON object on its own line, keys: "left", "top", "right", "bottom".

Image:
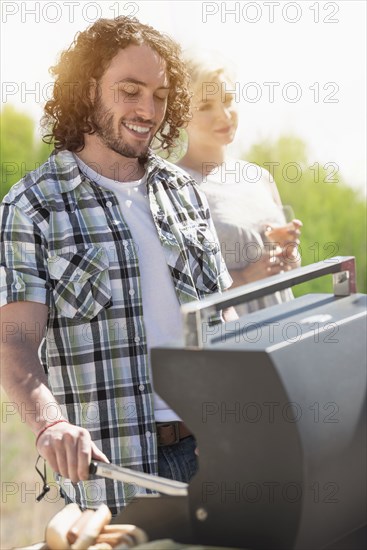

{"left": 0, "top": 105, "right": 52, "bottom": 200}
{"left": 244, "top": 136, "right": 366, "bottom": 295}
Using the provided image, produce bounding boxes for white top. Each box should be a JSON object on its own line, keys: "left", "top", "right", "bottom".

{"left": 180, "top": 158, "right": 293, "bottom": 313}
{"left": 75, "top": 155, "right": 182, "bottom": 422}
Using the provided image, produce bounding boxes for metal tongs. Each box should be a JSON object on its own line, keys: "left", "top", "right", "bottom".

{"left": 89, "top": 461, "right": 188, "bottom": 497}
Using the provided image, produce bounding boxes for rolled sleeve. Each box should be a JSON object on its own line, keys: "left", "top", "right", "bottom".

{"left": 217, "top": 266, "right": 233, "bottom": 292}
{"left": 0, "top": 202, "right": 50, "bottom": 308}
{"left": 203, "top": 198, "right": 233, "bottom": 292}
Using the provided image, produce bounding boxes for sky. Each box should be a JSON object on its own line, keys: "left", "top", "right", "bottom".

{"left": 1, "top": 0, "right": 366, "bottom": 194}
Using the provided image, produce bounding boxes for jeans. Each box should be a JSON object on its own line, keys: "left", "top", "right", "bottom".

{"left": 157, "top": 435, "right": 198, "bottom": 483}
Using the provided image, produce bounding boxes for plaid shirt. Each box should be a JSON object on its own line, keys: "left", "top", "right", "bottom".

{"left": 0, "top": 149, "right": 231, "bottom": 513}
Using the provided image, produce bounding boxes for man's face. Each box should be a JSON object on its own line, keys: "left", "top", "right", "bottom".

{"left": 91, "top": 44, "right": 170, "bottom": 160}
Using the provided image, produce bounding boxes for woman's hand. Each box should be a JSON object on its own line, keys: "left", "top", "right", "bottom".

{"left": 264, "top": 219, "right": 303, "bottom": 248}
{"left": 265, "top": 219, "right": 303, "bottom": 270}
{"left": 229, "top": 249, "right": 291, "bottom": 287}
{"left": 36, "top": 421, "right": 110, "bottom": 483}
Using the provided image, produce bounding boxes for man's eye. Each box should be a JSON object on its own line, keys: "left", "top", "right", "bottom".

{"left": 120, "top": 84, "right": 139, "bottom": 96}
{"left": 122, "top": 90, "right": 138, "bottom": 97}
{"left": 155, "top": 96, "right": 168, "bottom": 102}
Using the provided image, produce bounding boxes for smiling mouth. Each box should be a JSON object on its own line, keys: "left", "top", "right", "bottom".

{"left": 215, "top": 126, "right": 234, "bottom": 134}
{"left": 122, "top": 121, "right": 152, "bottom": 137}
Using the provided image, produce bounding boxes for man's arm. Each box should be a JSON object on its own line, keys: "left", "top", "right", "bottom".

{"left": 0, "top": 301, "right": 109, "bottom": 482}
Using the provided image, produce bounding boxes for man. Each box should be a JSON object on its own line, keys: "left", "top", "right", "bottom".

{"left": 0, "top": 17, "right": 233, "bottom": 514}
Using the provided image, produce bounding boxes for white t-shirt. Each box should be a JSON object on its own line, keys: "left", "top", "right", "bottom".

{"left": 75, "top": 155, "right": 182, "bottom": 422}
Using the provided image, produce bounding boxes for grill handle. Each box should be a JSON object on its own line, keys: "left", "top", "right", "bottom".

{"left": 181, "top": 256, "right": 356, "bottom": 347}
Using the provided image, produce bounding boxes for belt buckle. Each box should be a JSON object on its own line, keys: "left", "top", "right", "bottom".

{"left": 156, "top": 422, "right": 180, "bottom": 446}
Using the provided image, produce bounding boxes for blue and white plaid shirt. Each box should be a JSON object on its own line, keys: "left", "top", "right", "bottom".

{"left": 0, "top": 149, "right": 232, "bottom": 513}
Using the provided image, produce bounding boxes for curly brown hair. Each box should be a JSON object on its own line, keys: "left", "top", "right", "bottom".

{"left": 42, "top": 17, "right": 192, "bottom": 152}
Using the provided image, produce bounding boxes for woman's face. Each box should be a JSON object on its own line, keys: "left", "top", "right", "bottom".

{"left": 187, "top": 75, "right": 238, "bottom": 148}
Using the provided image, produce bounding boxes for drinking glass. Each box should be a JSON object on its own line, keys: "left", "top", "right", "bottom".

{"left": 264, "top": 205, "right": 297, "bottom": 243}
{"left": 264, "top": 205, "right": 300, "bottom": 269}
{"left": 281, "top": 205, "right": 296, "bottom": 224}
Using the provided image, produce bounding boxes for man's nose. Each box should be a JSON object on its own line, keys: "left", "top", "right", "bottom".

{"left": 135, "top": 95, "right": 155, "bottom": 120}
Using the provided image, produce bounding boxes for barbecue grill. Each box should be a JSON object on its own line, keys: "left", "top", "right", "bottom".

{"left": 110, "top": 257, "right": 366, "bottom": 550}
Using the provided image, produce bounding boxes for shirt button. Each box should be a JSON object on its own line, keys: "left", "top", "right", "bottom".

{"left": 146, "top": 431, "right": 152, "bottom": 438}
{"left": 134, "top": 336, "right": 140, "bottom": 343}
{"left": 15, "top": 283, "right": 22, "bottom": 290}
{"left": 122, "top": 240, "right": 129, "bottom": 247}
{"left": 139, "top": 384, "right": 145, "bottom": 392}
{"left": 106, "top": 200, "right": 113, "bottom": 208}
{"left": 129, "top": 289, "right": 135, "bottom": 296}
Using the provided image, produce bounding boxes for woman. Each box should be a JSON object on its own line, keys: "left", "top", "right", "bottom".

{"left": 177, "top": 54, "right": 303, "bottom": 313}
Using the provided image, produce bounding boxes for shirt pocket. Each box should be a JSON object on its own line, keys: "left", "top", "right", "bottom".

{"left": 47, "top": 246, "right": 112, "bottom": 320}
{"left": 180, "top": 223, "right": 220, "bottom": 295}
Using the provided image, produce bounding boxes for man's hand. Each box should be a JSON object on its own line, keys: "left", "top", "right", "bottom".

{"left": 37, "top": 421, "right": 110, "bottom": 483}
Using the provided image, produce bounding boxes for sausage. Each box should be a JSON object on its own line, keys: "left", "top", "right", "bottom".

{"left": 45, "top": 503, "right": 82, "bottom": 550}
{"left": 70, "top": 504, "right": 112, "bottom": 550}
{"left": 67, "top": 509, "right": 96, "bottom": 544}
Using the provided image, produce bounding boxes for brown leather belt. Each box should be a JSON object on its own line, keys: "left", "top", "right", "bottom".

{"left": 156, "top": 422, "right": 192, "bottom": 446}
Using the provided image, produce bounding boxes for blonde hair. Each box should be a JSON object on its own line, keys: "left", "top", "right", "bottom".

{"left": 182, "top": 49, "right": 237, "bottom": 100}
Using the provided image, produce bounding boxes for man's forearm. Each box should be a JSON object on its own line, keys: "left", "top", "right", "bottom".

{"left": 1, "top": 343, "right": 65, "bottom": 434}
{"left": 1, "top": 342, "right": 110, "bottom": 480}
